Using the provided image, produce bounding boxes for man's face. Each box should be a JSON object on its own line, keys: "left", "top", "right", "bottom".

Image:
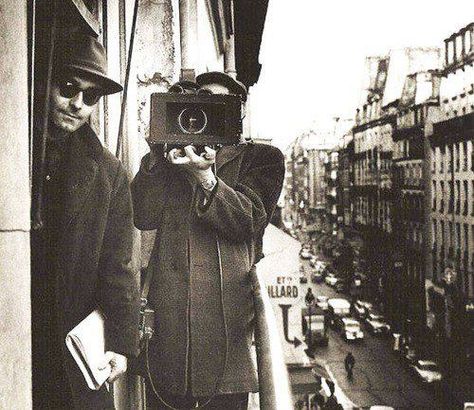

{"left": 50, "top": 73, "right": 103, "bottom": 133}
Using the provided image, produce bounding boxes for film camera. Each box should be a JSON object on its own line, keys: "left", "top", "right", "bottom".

{"left": 149, "top": 92, "right": 243, "bottom": 146}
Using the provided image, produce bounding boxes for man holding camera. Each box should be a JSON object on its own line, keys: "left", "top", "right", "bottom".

{"left": 131, "top": 72, "right": 285, "bottom": 409}
{"left": 31, "top": 32, "right": 140, "bottom": 409}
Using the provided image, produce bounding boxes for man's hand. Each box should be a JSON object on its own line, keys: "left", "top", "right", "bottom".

{"left": 98, "top": 351, "right": 127, "bottom": 383}
{"left": 166, "top": 145, "right": 216, "bottom": 183}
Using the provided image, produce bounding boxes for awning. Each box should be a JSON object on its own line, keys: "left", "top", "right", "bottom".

{"left": 288, "top": 367, "right": 321, "bottom": 395}
{"left": 234, "top": 0, "right": 269, "bottom": 87}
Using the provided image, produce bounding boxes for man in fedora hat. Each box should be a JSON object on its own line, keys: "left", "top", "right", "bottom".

{"left": 31, "top": 31, "right": 139, "bottom": 409}
{"left": 131, "top": 73, "right": 284, "bottom": 409}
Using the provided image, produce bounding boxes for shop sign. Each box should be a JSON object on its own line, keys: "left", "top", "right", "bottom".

{"left": 267, "top": 274, "right": 300, "bottom": 303}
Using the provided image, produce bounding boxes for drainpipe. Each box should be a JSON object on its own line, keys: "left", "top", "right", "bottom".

{"left": 179, "top": 0, "right": 197, "bottom": 81}
{"left": 224, "top": 0, "right": 236, "bottom": 79}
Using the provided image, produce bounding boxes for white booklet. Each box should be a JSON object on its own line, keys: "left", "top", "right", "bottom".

{"left": 65, "top": 309, "right": 111, "bottom": 390}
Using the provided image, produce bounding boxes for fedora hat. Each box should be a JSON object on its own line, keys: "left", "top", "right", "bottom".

{"left": 54, "top": 32, "right": 123, "bottom": 95}
{"left": 196, "top": 71, "right": 247, "bottom": 102}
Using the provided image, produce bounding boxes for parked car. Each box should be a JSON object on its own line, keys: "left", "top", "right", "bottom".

{"left": 335, "top": 279, "right": 350, "bottom": 293}
{"left": 301, "top": 306, "right": 329, "bottom": 347}
{"left": 352, "top": 300, "right": 373, "bottom": 319}
{"left": 327, "top": 298, "right": 351, "bottom": 327}
{"left": 410, "top": 360, "right": 442, "bottom": 384}
{"left": 300, "top": 249, "right": 313, "bottom": 260}
{"left": 311, "top": 270, "right": 324, "bottom": 283}
{"left": 325, "top": 273, "right": 338, "bottom": 287}
{"left": 334, "top": 317, "right": 364, "bottom": 341}
{"left": 401, "top": 346, "right": 417, "bottom": 366}
{"left": 316, "top": 295, "right": 329, "bottom": 311}
{"left": 365, "top": 312, "right": 391, "bottom": 335}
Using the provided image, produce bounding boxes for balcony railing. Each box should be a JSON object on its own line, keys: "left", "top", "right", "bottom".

{"left": 250, "top": 268, "right": 293, "bottom": 410}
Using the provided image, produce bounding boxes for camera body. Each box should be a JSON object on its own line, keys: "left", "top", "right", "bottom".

{"left": 149, "top": 93, "right": 242, "bottom": 146}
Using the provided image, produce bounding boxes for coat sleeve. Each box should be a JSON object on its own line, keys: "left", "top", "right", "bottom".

{"left": 196, "top": 144, "right": 285, "bottom": 243}
{"left": 97, "top": 164, "right": 140, "bottom": 357}
{"left": 130, "top": 148, "right": 174, "bottom": 230}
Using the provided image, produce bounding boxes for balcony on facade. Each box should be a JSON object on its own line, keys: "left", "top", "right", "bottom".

{"left": 444, "top": 23, "right": 474, "bottom": 73}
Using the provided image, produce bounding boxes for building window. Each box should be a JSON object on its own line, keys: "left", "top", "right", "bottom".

{"left": 464, "top": 223, "right": 469, "bottom": 252}
{"left": 447, "top": 145, "right": 452, "bottom": 172}
{"left": 455, "top": 143, "right": 459, "bottom": 172}
{"left": 456, "top": 180, "right": 461, "bottom": 214}
{"left": 464, "top": 180, "right": 469, "bottom": 215}
{"left": 463, "top": 142, "right": 468, "bottom": 171}
{"left": 440, "top": 181, "right": 445, "bottom": 212}
{"left": 440, "top": 146, "right": 445, "bottom": 173}
{"left": 472, "top": 180, "right": 474, "bottom": 216}
{"left": 431, "top": 147, "right": 436, "bottom": 174}
{"left": 432, "top": 180, "right": 437, "bottom": 211}
{"left": 449, "top": 181, "right": 454, "bottom": 213}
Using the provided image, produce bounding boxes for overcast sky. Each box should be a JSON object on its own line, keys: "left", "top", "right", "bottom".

{"left": 250, "top": 1, "right": 473, "bottom": 150}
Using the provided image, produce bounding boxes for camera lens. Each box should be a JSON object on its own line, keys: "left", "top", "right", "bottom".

{"left": 177, "top": 107, "right": 208, "bottom": 134}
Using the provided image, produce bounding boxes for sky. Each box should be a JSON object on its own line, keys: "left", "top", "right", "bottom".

{"left": 249, "top": 0, "right": 473, "bottom": 150}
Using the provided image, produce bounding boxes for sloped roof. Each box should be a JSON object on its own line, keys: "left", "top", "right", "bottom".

{"left": 382, "top": 47, "right": 441, "bottom": 108}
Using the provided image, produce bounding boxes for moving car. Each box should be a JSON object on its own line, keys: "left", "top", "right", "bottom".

{"left": 301, "top": 306, "right": 329, "bottom": 347}
{"left": 352, "top": 300, "right": 373, "bottom": 319}
{"left": 365, "top": 312, "right": 391, "bottom": 335}
{"left": 316, "top": 295, "right": 329, "bottom": 310}
{"left": 334, "top": 317, "right": 364, "bottom": 341}
{"left": 410, "top": 360, "right": 442, "bottom": 384}
{"left": 327, "top": 298, "right": 351, "bottom": 327}
{"left": 325, "top": 273, "right": 338, "bottom": 287}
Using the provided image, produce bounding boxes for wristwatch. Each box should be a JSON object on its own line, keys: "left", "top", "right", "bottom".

{"left": 200, "top": 177, "right": 217, "bottom": 192}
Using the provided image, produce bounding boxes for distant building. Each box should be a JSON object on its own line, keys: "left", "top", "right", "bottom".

{"left": 425, "top": 22, "right": 474, "bottom": 404}
{"left": 352, "top": 48, "right": 440, "bottom": 328}
{"left": 392, "top": 69, "right": 442, "bottom": 346}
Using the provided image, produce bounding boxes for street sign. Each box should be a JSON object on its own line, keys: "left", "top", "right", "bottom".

{"left": 267, "top": 273, "right": 300, "bottom": 304}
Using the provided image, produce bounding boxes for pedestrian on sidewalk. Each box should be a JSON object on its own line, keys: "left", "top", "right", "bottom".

{"left": 305, "top": 287, "right": 315, "bottom": 305}
{"left": 344, "top": 351, "right": 355, "bottom": 379}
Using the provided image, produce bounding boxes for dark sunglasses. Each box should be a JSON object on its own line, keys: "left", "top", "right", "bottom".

{"left": 56, "top": 79, "right": 103, "bottom": 106}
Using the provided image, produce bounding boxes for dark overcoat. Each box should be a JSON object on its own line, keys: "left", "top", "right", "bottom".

{"left": 131, "top": 142, "right": 285, "bottom": 397}
{"left": 32, "top": 124, "right": 140, "bottom": 409}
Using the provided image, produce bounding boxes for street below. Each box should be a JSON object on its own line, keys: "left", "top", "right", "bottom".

{"left": 297, "top": 258, "right": 445, "bottom": 409}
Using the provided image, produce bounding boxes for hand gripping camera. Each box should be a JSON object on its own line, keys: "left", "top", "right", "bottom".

{"left": 149, "top": 92, "right": 243, "bottom": 146}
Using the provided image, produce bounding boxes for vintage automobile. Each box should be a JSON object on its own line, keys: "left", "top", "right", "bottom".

{"left": 325, "top": 273, "right": 339, "bottom": 287}
{"left": 327, "top": 298, "right": 351, "bottom": 327}
{"left": 365, "top": 312, "right": 391, "bottom": 335}
{"left": 410, "top": 360, "right": 442, "bottom": 384}
{"left": 352, "top": 299, "right": 373, "bottom": 319}
{"left": 316, "top": 295, "right": 329, "bottom": 310}
{"left": 311, "top": 269, "right": 324, "bottom": 283}
{"left": 334, "top": 316, "right": 364, "bottom": 342}
{"left": 301, "top": 306, "right": 329, "bottom": 347}
{"left": 300, "top": 249, "right": 313, "bottom": 260}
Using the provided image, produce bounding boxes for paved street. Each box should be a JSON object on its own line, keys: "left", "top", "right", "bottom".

{"left": 297, "top": 258, "right": 445, "bottom": 409}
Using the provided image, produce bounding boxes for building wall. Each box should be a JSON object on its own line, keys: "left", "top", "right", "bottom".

{"left": 0, "top": 2, "right": 31, "bottom": 408}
